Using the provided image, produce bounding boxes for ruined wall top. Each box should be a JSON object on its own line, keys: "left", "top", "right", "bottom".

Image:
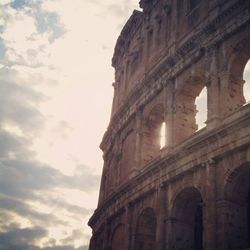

{"left": 110, "top": 0, "right": 210, "bottom": 117}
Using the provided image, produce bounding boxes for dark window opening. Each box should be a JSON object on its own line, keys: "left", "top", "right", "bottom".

{"left": 194, "top": 204, "right": 203, "bottom": 250}
{"left": 189, "top": 0, "right": 201, "bottom": 11}
{"left": 248, "top": 190, "right": 250, "bottom": 247}
{"left": 134, "top": 208, "right": 156, "bottom": 250}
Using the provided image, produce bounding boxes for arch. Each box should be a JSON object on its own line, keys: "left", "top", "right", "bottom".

{"left": 223, "top": 163, "right": 250, "bottom": 250}
{"left": 226, "top": 36, "right": 250, "bottom": 111}
{"left": 229, "top": 37, "right": 250, "bottom": 82}
{"left": 170, "top": 187, "right": 203, "bottom": 250}
{"left": 142, "top": 103, "right": 165, "bottom": 163}
{"left": 243, "top": 59, "right": 250, "bottom": 103}
{"left": 195, "top": 86, "right": 207, "bottom": 130}
{"left": 175, "top": 73, "right": 207, "bottom": 143}
{"left": 111, "top": 224, "right": 126, "bottom": 250}
{"left": 119, "top": 128, "right": 136, "bottom": 183}
{"left": 134, "top": 207, "right": 157, "bottom": 250}
{"left": 160, "top": 121, "right": 166, "bottom": 148}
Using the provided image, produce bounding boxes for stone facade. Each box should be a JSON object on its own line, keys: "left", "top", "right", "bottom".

{"left": 88, "top": 0, "right": 250, "bottom": 249}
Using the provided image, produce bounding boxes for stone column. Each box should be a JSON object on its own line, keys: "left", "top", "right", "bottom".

{"left": 164, "top": 185, "right": 172, "bottom": 250}
{"left": 104, "top": 221, "right": 111, "bottom": 250}
{"left": 164, "top": 79, "right": 174, "bottom": 149}
{"left": 219, "top": 72, "right": 245, "bottom": 118}
{"left": 218, "top": 72, "right": 230, "bottom": 117}
{"left": 89, "top": 234, "right": 96, "bottom": 250}
{"left": 165, "top": 217, "right": 174, "bottom": 250}
{"left": 215, "top": 199, "right": 231, "bottom": 250}
{"left": 130, "top": 108, "right": 143, "bottom": 177}
{"left": 125, "top": 204, "right": 133, "bottom": 250}
{"left": 203, "top": 160, "right": 217, "bottom": 250}
{"left": 206, "top": 75, "right": 221, "bottom": 129}
{"left": 156, "top": 185, "right": 166, "bottom": 250}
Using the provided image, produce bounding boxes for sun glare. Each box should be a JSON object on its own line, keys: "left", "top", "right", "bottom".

{"left": 160, "top": 122, "right": 166, "bottom": 149}
{"left": 195, "top": 87, "right": 207, "bottom": 130}
{"left": 244, "top": 60, "right": 250, "bottom": 103}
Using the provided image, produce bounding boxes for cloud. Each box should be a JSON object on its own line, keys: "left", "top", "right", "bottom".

{"left": 0, "top": 225, "right": 89, "bottom": 250}
{"left": 0, "top": 225, "right": 88, "bottom": 250}
{"left": 51, "top": 120, "right": 73, "bottom": 140}
{"left": 0, "top": 0, "right": 13, "bottom": 6}
{"left": 0, "top": 130, "right": 30, "bottom": 158}
{"left": 0, "top": 0, "right": 65, "bottom": 68}
{"left": 0, "top": 226, "right": 47, "bottom": 249}
{"left": 0, "top": 196, "right": 69, "bottom": 227}
{"left": 0, "top": 67, "right": 46, "bottom": 134}
{"left": 0, "top": 158, "right": 100, "bottom": 199}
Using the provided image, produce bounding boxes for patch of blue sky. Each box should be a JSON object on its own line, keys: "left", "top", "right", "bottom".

{"left": 9, "top": 0, "right": 65, "bottom": 43}
{"left": 10, "top": 0, "right": 28, "bottom": 9}
{"left": 35, "top": 11, "right": 66, "bottom": 43}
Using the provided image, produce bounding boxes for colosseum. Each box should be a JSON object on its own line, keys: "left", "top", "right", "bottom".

{"left": 89, "top": 0, "right": 250, "bottom": 249}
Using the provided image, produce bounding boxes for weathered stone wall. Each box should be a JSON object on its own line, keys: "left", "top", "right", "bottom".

{"left": 89, "top": 0, "right": 250, "bottom": 249}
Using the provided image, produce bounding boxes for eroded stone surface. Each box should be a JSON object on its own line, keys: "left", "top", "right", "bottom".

{"left": 89, "top": 0, "right": 250, "bottom": 249}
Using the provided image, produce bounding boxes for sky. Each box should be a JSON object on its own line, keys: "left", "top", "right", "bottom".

{"left": 0, "top": 0, "right": 140, "bottom": 249}
{"left": 0, "top": 0, "right": 249, "bottom": 249}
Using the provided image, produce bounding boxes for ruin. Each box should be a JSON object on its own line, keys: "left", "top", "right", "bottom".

{"left": 88, "top": 0, "right": 250, "bottom": 249}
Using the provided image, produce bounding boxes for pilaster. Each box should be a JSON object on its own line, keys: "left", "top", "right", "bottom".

{"left": 206, "top": 75, "right": 221, "bottom": 129}
{"left": 156, "top": 186, "right": 166, "bottom": 250}
{"left": 203, "top": 160, "right": 217, "bottom": 250}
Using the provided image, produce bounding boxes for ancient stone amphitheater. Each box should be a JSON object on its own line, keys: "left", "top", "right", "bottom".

{"left": 89, "top": 0, "right": 250, "bottom": 249}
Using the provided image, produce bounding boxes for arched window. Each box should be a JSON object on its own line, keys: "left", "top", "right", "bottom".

{"left": 175, "top": 74, "right": 207, "bottom": 143}
{"left": 194, "top": 204, "right": 203, "bottom": 250}
{"left": 227, "top": 37, "right": 250, "bottom": 114}
{"left": 142, "top": 104, "right": 165, "bottom": 163}
{"left": 160, "top": 122, "right": 166, "bottom": 149}
{"left": 243, "top": 59, "right": 250, "bottom": 103}
{"left": 134, "top": 208, "right": 157, "bottom": 250}
{"left": 170, "top": 187, "right": 203, "bottom": 250}
{"left": 224, "top": 164, "right": 250, "bottom": 249}
{"left": 111, "top": 225, "right": 125, "bottom": 250}
{"left": 195, "top": 87, "right": 207, "bottom": 130}
{"left": 248, "top": 191, "right": 250, "bottom": 247}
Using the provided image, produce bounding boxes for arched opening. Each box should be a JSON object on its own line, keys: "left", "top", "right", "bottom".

{"left": 227, "top": 37, "right": 250, "bottom": 114}
{"left": 224, "top": 164, "right": 250, "bottom": 249}
{"left": 170, "top": 187, "right": 203, "bottom": 250}
{"left": 142, "top": 104, "right": 165, "bottom": 163}
{"left": 243, "top": 59, "right": 250, "bottom": 103}
{"left": 119, "top": 129, "right": 136, "bottom": 183}
{"left": 160, "top": 122, "right": 166, "bottom": 149}
{"left": 194, "top": 204, "right": 203, "bottom": 250}
{"left": 195, "top": 87, "right": 207, "bottom": 130}
{"left": 248, "top": 190, "right": 250, "bottom": 247}
{"left": 111, "top": 225, "right": 125, "bottom": 250}
{"left": 134, "top": 207, "right": 157, "bottom": 250}
{"left": 175, "top": 74, "right": 207, "bottom": 143}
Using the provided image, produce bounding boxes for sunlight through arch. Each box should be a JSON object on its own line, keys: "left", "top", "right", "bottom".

{"left": 243, "top": 60, "right": 250, "bottom": 103}
{"left": 160, "top": 122, "right": 166, "bottom": 149}
{"left": 195, "top": 87, "right": 207, "bottom": 130}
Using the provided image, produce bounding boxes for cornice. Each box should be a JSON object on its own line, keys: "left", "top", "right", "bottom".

{"left": 90, "top": 104, "right": 250, "bottom": 228}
